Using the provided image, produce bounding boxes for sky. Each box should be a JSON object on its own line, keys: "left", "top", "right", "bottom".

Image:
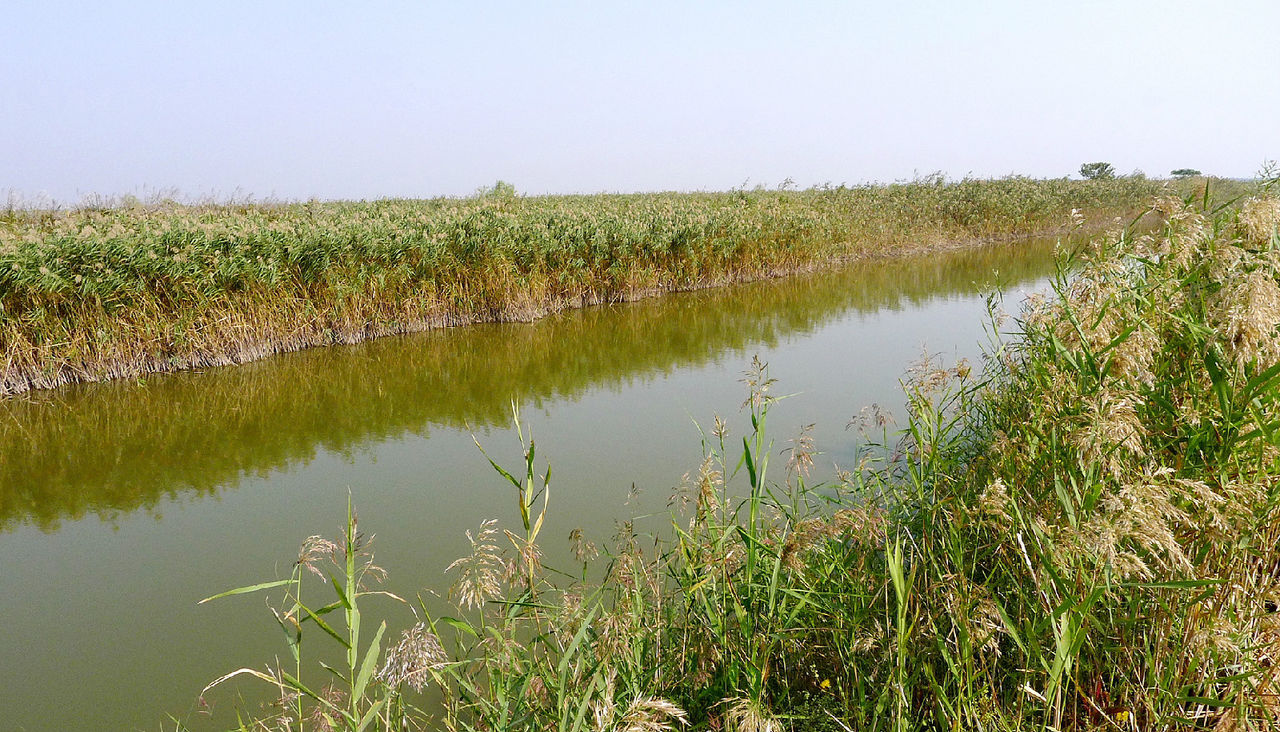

{"left": 3, "top": 1, "right": 1278, "bottom": 202}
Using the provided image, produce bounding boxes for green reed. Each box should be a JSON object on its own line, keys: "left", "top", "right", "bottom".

{"left": 191, "top": 177, "right": 1280, "bottom": 731}
{"left": 0, "top": 176, "right": 1157, "bottom": 396}
{"left": 198, "top": 496, "right": 416, "bottom": 731}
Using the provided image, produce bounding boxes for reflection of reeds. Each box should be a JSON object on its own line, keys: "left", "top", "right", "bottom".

{"left": 198, "top": 184, "right": 1280, "bottom": 730}
{"left": 0, "top": 178, "right": 1157, "bottom": 396}
{"left": 0, "top": 236, "right": 1062, "bottom": 532}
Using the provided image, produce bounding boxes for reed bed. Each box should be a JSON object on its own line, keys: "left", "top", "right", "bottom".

{"left": 193, "top": 177, "right": 1280, "bottom": 731}
{"left": 0, "top": 235, "right": 1061, "bottom": 533}
{"left": 0, "top": 177, "right": 1157, "bottom": 396}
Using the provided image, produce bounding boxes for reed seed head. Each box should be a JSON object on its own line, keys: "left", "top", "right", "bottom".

{"left": 378, "top": 622, "right": 447, "bottom": 693}
{"left": 784, "top": 423, "right": 816, "bottom": 479}
{"left": 1239, "top": 195, "right": 1280, "bottom": 247}
{"left": 446, "top": 518, "right": 502, "bottom": 610}
{"left": 569, "top": 527, "right": 599, "bottom": 563}
{"left": 722, "top": 697, "right": 782, "bottom": 732}
{"left": 295, "top": 534, "right": 339, "bottom": 580}
{"left": 618, "top": 697, "right": 689, "bottom": 732}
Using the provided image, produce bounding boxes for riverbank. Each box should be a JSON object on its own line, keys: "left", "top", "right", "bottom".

{"left": 195, "top": 184, "right": 1280, "bottom": 730}
{"left": 0, "top": 177, "right": 1157, "bottom": 396}
{"left": 0, "top": 236, "right": 1063, "bottom": 533}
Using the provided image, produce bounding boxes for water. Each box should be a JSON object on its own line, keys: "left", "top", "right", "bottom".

{"left": 0, "top": 238, "right": 1059, "bottom": 730}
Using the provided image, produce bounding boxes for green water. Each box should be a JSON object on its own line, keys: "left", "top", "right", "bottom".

{"left": 0, "top": 238, "right": 1058, "bottom": 730}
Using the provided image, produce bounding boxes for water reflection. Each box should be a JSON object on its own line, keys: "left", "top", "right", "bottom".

{"left": 0, "top": 238, "right": 1058, "bottom": 532}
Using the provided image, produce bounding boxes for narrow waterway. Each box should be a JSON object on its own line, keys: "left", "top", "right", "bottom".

{"left": 0, "top": 237, "right": 1060, "bottom": 730}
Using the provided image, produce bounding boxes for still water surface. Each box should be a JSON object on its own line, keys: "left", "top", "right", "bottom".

{"left": 0, "top": 239, "right": 1058, "bottom": 730}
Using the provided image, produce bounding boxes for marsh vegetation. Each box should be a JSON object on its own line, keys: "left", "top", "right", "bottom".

{"left": 192, "top": 179, "right": 1280, "bottom": 730}
{"left": 0, "top": 177, "right": 1156, "bottom": 396}
{"left": 0, "top": 236, "right": 1062, "bottom": 533}
{"left": 3, "top": 174, "right": 1274, "bottom": 730}
{"left": 0, "top": 225, "right": 1061, "bottom": 730}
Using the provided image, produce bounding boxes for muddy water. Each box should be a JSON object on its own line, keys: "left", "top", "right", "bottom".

{"left": 0, "top": 238, "right": 1059, "bottom": 730}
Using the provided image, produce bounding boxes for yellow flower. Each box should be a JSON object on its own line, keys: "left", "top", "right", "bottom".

{"left": 820, "top": 679, "right": 831, "bottom": 690}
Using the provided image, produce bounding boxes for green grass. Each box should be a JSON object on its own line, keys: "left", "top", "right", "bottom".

{"left": 189, "top": 176, "right": 1280, "bottom": 731}
{"left": 0, "top": 176, "right": 1158, "bottom": 396}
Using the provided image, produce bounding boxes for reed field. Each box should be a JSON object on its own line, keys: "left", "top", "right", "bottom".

{"left": 0, "top": 176, "right": 1158, "bottom": 396}
{"left": 191, "top": 177, "right": 1280, "bottom": 730}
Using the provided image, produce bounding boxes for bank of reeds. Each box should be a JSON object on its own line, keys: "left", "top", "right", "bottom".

{"left": 192, "top": 177, "right": 1280, "bottom": 730}
{"left": 0, "top": 235, "right": 1061, "bottom": 532}
{"left": 0, "top": 176, "right": 1157, "bottom": 396}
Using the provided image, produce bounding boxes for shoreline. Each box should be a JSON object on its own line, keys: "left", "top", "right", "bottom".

{"left": 2, "top": 179, "right": 1162, "bottom": 398}
{"left": 0, "top": 218, "right": 1127, "bottom": 399}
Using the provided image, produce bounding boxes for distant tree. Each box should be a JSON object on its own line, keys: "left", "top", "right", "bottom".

{"left": 475, "top": 180, "right": 517, "bottom": 198}
{"left": 1171, "top": 168, "right": 1202, "bottom": 178}
{"left": 1079, "top": 162, "right": 1116, "bottom": 180}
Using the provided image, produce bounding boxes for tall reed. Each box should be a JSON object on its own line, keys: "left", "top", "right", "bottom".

{"left": 0, "top": 177, "right": 1157, "bottom": 396}
{"left": 193, "top": 177, "right": 1280, "bottom": 730}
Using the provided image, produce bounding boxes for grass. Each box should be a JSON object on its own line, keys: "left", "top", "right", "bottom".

{"left": 189, "top": 174, "right": 1280, "bottom": 731}
{"left": 0, "top": 175, "right": 1159, "bottom": 396}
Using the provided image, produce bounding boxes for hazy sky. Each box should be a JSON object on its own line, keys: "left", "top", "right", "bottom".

{"left": 3, "top": 1, "right": 1277, "bottom": 202}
